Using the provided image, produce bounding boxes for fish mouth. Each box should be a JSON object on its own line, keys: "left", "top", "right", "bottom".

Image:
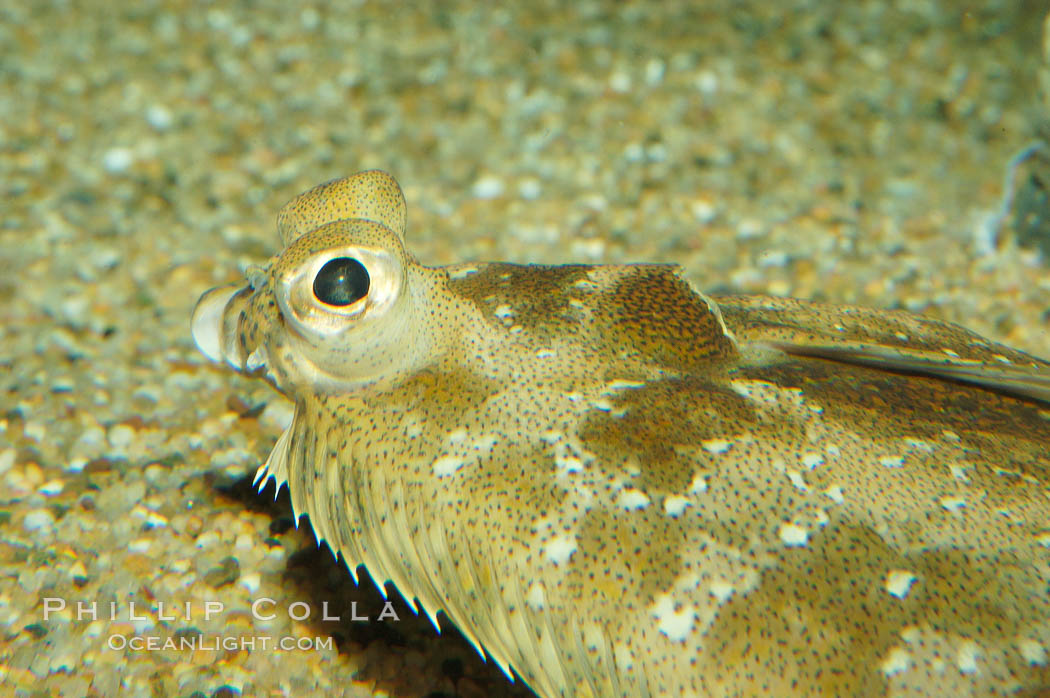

{"left": 191, "top": 283, "right": 251, "bottom": 369}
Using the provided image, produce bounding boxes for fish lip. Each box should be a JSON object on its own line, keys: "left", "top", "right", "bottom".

{"left": 191, "top": 283, "right": 242, "bottom": 364}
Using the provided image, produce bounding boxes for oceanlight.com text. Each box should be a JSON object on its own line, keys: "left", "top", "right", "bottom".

{"left": 109, "top": 633, "right": 334, "bottom": 652}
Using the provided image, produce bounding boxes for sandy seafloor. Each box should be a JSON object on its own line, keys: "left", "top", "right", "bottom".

{"left": 2, "top": 1, "right": 1049, "bottom": 696}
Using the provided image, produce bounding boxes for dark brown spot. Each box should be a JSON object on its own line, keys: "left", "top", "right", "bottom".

{"left": 579, "top": 376, "right": 758, "bottom": 494}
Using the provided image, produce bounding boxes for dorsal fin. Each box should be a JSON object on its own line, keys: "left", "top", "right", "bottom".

{"left": 277, "top": 170, "right": 407, "bottom": 244}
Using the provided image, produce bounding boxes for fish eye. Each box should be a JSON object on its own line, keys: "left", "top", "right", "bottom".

{"left": 312, "top": 257, "right": 370, "bottom": 307}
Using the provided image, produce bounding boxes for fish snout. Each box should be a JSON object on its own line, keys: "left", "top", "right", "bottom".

{"left": 191, "top": 283, "right": 251, "bottom": 370}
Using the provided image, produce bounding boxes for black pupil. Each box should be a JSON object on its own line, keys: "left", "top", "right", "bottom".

{"left": 313, "top": 257, "right": 370, "bottom": 306}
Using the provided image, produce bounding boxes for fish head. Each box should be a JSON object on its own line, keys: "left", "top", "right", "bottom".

{"left": 192, "top": 170, "right": 438, "bottom": 396}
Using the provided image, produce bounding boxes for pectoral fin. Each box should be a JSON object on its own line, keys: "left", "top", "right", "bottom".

{"left": 769, "top": 341, "right": 1050, "bottom": 405}
{"left": 714, "top": 294, "right": 1050, "bottom": 405}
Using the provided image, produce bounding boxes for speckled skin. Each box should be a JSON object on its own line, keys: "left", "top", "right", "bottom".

{"left": 194, "top": 171, "right": 1050, "bottom": 697}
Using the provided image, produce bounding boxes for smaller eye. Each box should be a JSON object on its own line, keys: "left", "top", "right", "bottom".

{"left": 313, "top": 257, "right": 370, "bottom": 307}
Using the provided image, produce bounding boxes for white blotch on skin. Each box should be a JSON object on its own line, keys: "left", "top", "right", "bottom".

{"left": 880, "top": 455, "right": 905, "bottom": 468}
{"left": 881, "top": 647, "right": 912, "bottom": 677}
{"left": 885, "top": 570, "right": 917, "bottom": 599}
{"left": 583, "top": 624, "right": 605, "bottom": 652}
{"left": 787, "top": 470, "right": 808, "bottom": 492}
{"left": 567, "top": 298, "right": 589, "bottom": 312}
{"left": 432, "top": 455, "right": 466, "bottom": 477}
{"left": 469, "top": 434, "right": 498, "bottom": 451}
{"left": 651, "top": 594, "right": 695, "bottom": 642}
{"left": 801, "top": 452, "right": 824, "bottom": 469}
{"left": 728, "top": 378, "right": 784, "bottom": 406}
{"left": 904, "top": 438, "right": 934, "bottom": 453}
{"left": 1034, "top": 532, "right": 1050, "bottom": 548}
{"left": 900, "top": 626, "right": 921, "bottom": 644}
{"left": 940, "top": 496, "right": 966, "bottom": 512}
{"left": 1018, "top": 639, "right": 1047, "bottom": 665}
{"left": 535, "top": 348, "right": 555, "bottom": 358}
{"left": 540, "top": 430, "right": 562, "bottom": 444}
{"left": 941, "top": 347, "right": 960, "bottom": 357}
{"left": 825, "top": 485, "right": 845, "bottom": 504}
{"left": 701, "top": 438, "right": 731, "bottom": 454}
{"left": 591, "top": 398, "right": 613, "bottom": 412}
{"left": 956, "top": 641, "right": 979, "bottom": 674}
{"left": 604, "top": 379, "right": 646, "bottom": 391}
{"left": 526, "top": 582, "right": 546, "bottom": 610}
{"left": 942, "top": 430, "right": 961, "bottom": 442}
{"left": 689, "top": 473, "right": 708, "bottom": 494}
{"left": 663, "top": 495, "right": 690, "bottom": 517}
{"left": 614, "top": 644, "right": 634, "bottom": 671}
{"left": 618, "top": 488, "right": 650, "bottom": 510}
{"left": 553, "top": 441, "right": 586, "bottom": 473}
{"left": 950, "top": 464, "right": 970, "bottom": 482}
{"left": 778, "top": 523, "right": 808, "bottom": 547}
{"left": 545, "top": 535, "right": 577, "bottom": 565}
{"left": 555, "top": 454, "right": 584, "bottom": 473}
{"left": 493, "top": 304, "right": 514, "bottom": 318}
{"left": 674, "top": 573, "right": 700, "bottom": 593}
{"left": 709, "top": 580, "right": 735, "bottom": 603}
{"left": 448, "top": 265, "right": 479, "bottom": 279}
{"left": 531, "top": 515, "right": 554, "bottom": 535}
{"left": 447, "top": 428, "right": 468, "bottom": 444}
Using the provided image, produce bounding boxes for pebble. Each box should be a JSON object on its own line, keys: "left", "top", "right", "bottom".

{"left": 145, "top": 104, "right": 173, "bottom": 131}
{"left": 471, "top": 175, "right": 504, "bottom": 199}
{"left": 107, "top": 424, "right": 136, "bottom": 449}
{"left": 0, "top": 448, "right": 15, "bottom": 475}
{"left": 74, "top": 426, "right": 106, "bottom": 453}
{"left": 260, "top": 399, "right": 295, "bottom": 432}
{"left": 238, "top": 572, "right": 261, "bottom": 594}
{"left": 204, "top": 556, "right": 241, "bottom": 588}
{"left": 101, "top": 147, "right": 134, "bottom": 174}
{"left": 694, "top": 69, "right": 719, "bottom": 97}
{"left": 23, "top": 508, "right": 55, "bottom": 532}
{"left": 69, "top": 561, "right": 87, "bottom": 581}
{"left": 736, "top": 218, "right": 767, "bottom": 241}
{"left": 23, "top": 421, "right": 46, "bottom": 442}
{"left": 608, "top": 70, "right": 631, "bottom": 93}
{"left": 127, "top": 538, "right": 152, "bottom": 554}
{"left": 644, "top": 58, "right": 665, "bottom": 86}
{"left": 757, "top": 249, "right": 789, "bottom": 268}
{"left": 518, "top": 177, "right": 542, "bottom": 200}
{"left": 38, "top": 479, "right": 64, "bottom": 496}
{"left": 690, "top": 197, "right": 718, "bottom": 223}
{"left": 65, "top": 457, "right": 88, "bottom": 473}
